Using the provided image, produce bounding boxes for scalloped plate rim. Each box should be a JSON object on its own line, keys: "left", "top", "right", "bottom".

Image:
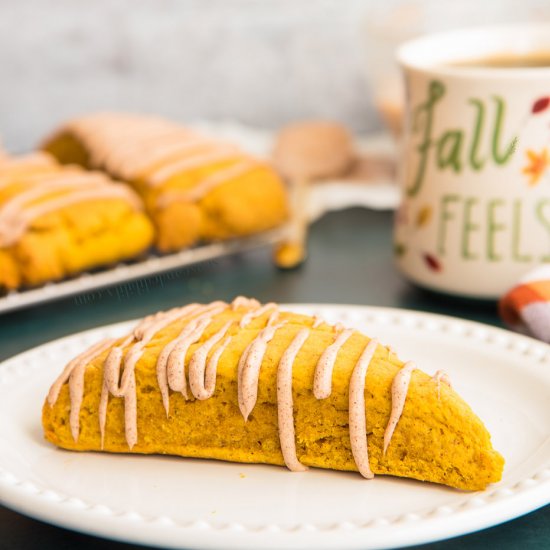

{"left": 0, "top": 304, "right": 549, "bottom": 550}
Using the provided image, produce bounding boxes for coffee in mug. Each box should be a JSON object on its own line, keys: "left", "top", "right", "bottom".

{"left": 395, "top": 25, "right": 550, "bottom": 298}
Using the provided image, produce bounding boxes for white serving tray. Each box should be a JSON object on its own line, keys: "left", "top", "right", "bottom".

{"left": 0, "top": 124, "right": 398, "bottom": 315}
{"left": 0, "top": 228, "right": 284, "bottom": 315}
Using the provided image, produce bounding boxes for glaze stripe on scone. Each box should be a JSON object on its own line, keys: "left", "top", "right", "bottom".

{"left": 42, "top": 297, "right": 504, "bottom": 491}
{"left": 42, "top": 113, "right": 289, "bottom": 252}
{"left": 0, "top": 153, "right": 154, "bottom": 290}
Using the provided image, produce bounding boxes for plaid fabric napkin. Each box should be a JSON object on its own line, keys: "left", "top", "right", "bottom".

{"left": 499, "top": 266, "right": 550, "bottom": 343}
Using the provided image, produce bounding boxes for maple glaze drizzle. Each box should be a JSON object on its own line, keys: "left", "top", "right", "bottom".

{"left": 238, "top": 321, "right": 287, "bottom": 421}
{"left": 188, "top": 322, "right": 233, "bottom": 400}
{"left": 383, "top": 361, "right": 416, "bottom": 455}
{"left": 432, "top": 369, "right": 452, "bottom": 400}
{"left": 47, "top": 337, "right": 117, "bottom": 445}
{"left": 100, "top": 303, "right": 205, "bottom": 446}
{"left": 277, "top": 328, "right": 310, "bottom": 472}
{"left": 57, "top": 113, "right": 261, "bottom": 205}
{"left": 111, "top": 135, "right": 208, "bottom": 179}
{"left": 0, "top": 174, "right": 111, "bottom": 218}
{"left": 0, "top": 163, "right": 63, "bottom": 192}
{"left": 313, "top": 328, "right": 354, "bottom": 400}
{"left": 240, "top": 302, "right": 277, "bottom": 328}
{"left": 312, "top": 316, "right": 324, "bottom": 329}
{"left": 148, "top": 145, "right": 239, "bottom": 187}
{"left": 349, "top": 338, "right": 379, "bottom": 479}
{"left": 155, "top": 303, "right": 225, "bottom": 413}
{"left": 0, "top": 152, "right": 56, "bottom": 171}
{"left": 156, "top": 159, "right": 259, "bottom": 207}
{"left": 232, "top": 296, "right": 260, "bottom": 310}
{"left": 0, "top": 165, "right": 143, "bottom": 247}
{"left": 48, "top": 298, "right": 451, "bottom": 479}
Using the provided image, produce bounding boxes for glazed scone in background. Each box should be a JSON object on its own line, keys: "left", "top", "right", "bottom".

{"left": 43, "top": 298, "right": 504, "bottom": 491}
{"left": 0, "top": 153, "right": 154, "bottom": 290}
{"left": 43, "top": 113, "right": 289, "bottom": 252}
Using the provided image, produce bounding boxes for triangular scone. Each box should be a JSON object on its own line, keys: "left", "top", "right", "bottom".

{"left": 42, "top": 113, "right": 289, "bottom": 252}
{"left": 42, "top": 297, "right": 504, "bottom": 491}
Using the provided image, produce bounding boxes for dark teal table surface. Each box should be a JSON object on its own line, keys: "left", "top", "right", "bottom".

{"left": 0, "top": 208, "right": 548, "bottom": 549}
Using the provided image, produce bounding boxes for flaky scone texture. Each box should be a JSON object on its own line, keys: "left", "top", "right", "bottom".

{"left": 42, "top": 114, "right": 289, "bottom": 252}
{"left": 42, "top": 299, "right": 504, "bottom": 491}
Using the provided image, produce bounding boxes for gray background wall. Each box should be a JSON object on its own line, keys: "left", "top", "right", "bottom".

{"left": 1, "top": 0, "right": 548, "bottom": 153}
{"left": 0, "top": 0, "right": 375, "bottom": 152}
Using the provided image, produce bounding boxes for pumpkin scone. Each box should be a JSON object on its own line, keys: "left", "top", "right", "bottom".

{"left": 0, "top": 152, "right": 154, "bottom": 290}
{"left": 42, "top": 113, "right": 289, "bottom": 252}
{"left": 43, "top": 297, "right": 504, "bottom": 491}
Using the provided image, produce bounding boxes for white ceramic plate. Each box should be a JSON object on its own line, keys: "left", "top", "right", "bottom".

{"left": 0, "top": 305, "right": 549, "bottom": 549}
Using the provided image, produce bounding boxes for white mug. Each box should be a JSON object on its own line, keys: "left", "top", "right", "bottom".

{"left": 395, "top": 25, "right": 550, "bottom": 299}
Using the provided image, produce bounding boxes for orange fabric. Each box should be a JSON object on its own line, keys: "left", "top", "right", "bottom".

{"left": 498, "top": 281, "right": 550, "bottom": 325}
{"left": 528, "top": 280, "right": 550, "bottom": 298}
{"left": 499, "top": 269, "right": 550, "bottom": 342}
{"left": 499, "top": 285, "right": 543, "bottom": 326}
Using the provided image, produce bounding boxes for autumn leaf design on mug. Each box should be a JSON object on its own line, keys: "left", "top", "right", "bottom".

{"left": 523, "top": 148, "right": 549, "bottom": 185}
{"left": 521, "top": 97, "right": 550, "bottom": 186}
{"left": 395, "top": 25, "right": 550, "bottom": 298}
{"left": 394, "top": 203, "right": 443, "bottom": 273}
